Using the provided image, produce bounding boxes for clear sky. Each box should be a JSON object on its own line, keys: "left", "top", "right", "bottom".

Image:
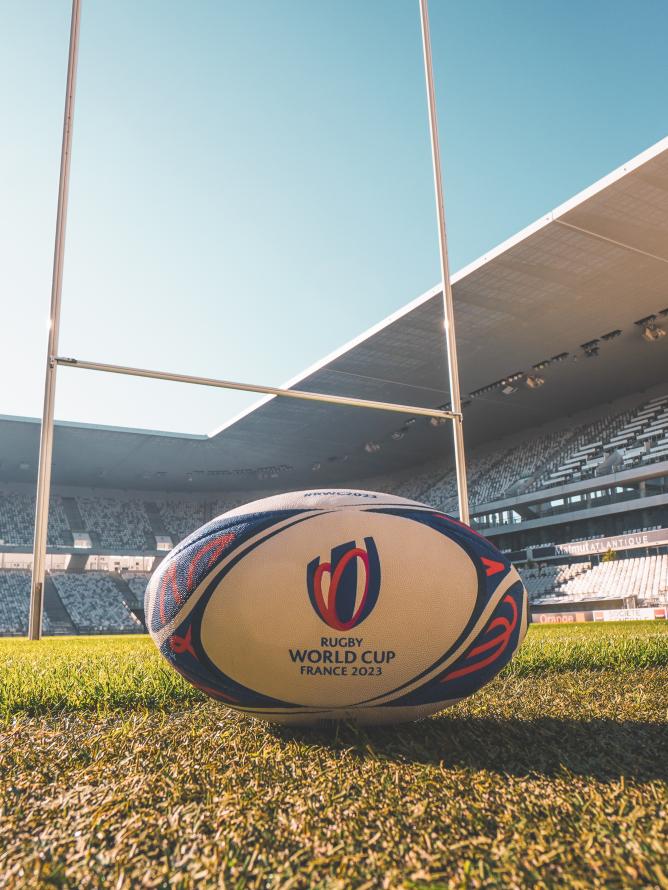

{"left": 2, "top": 0, "right": 667, "bottom": 435}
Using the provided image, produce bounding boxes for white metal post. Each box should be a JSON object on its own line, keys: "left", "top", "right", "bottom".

{"left": 29, "top": 0, "right": 82, "bottom": 640}
{"left": 418, "top": 0, "right": 470, "bottom": 524}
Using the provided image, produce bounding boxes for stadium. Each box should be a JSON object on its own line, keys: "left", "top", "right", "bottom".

{"left": 2, "top": 3, "right": 667, "bottom": 888}
{"left": 2, "top": 137, "right": 668, "bottom": 635}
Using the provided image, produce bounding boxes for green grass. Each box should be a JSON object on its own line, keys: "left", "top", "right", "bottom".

{"left": 0, "top": 623, "right": 667, "bottom": 888}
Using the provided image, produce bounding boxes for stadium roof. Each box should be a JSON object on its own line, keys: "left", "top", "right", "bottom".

{"left": 2, "top": 136, "right": 668, "bottom": 492}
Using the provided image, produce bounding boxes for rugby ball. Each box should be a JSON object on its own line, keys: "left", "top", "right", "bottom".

{"left": 145, "top": 489, "right": 528, "bottom": 725}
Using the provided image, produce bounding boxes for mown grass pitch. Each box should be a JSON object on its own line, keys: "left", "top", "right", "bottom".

{"left": 1, "top": 623, "right": 667, "bottom": 889}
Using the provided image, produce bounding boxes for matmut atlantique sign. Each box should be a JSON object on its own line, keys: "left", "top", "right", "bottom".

{"left": 555, "top": 528, "right": 668, "bottom": 557}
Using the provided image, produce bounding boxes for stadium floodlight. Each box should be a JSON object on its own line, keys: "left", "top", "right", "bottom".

{"left": 580, "top": 339, "right": 600, "bottom": 358}
{"left": 28, "top": 0, "right": 470, "bottom": 638}
{"left": 526, "top": 375, "right": 545, "bottom": 389}
{"left": 632, "top": 313, "right": 666, "bottom": 340}
{"left": 641, "top": 323, "right": 666, "bottom": 342}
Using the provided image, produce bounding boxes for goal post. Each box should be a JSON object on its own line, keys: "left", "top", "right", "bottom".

{"left": 28, "top": 0, "right": 82, "bottom": 641}
{"left": 28, "top": 0, "right": 469, "bottom": 639}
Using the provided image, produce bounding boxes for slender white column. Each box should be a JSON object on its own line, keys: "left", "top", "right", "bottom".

{"left": 418, "top": 0, "right": 470, "bottom": 524}
{"left": 29, "top": 0, "right": 82, "bottom": 639}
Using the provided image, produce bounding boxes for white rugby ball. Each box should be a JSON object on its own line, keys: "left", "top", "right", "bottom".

{"left": 145, "top": 489, "right": 528, "bottom": 725}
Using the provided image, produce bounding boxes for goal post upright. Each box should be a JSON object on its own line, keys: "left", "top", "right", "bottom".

{"left": 29, "top": 0, "right": 82, "bottom": 640}
{"left": 418, "top": 0, "right": 470, "bottom": 525}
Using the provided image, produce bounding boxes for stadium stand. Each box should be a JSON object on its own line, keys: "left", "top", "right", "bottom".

{"left": 50, "top": 572, "right": 142, "bottom": 633}
{"left": 154, "top": 499, "right": 209, "bottom": 544}
{"left": 0, "top": 492, "right": 71, "bottom": 548}
{"left": 153, "top": 495, "right": 255, "bottom": 545}
{"left": 1, "top": 386, "right": 667, "bottom": 634}
{"left": 521, "top": 554, "right": 668, "bottom": 605}
{"left": 0, "top": 571, "right": 52, "bottom": 635}
{"left": 0, "top": 388, "right": 665, "bottom": 544}
{"left": 121, "top": 571, "right": 150, "bottom": 605}
{"left": 76, "top": 497, "right": 154, "bottom": 550}
{"left": 529, "top": 395, "right": 668, "bottom": 491}
{"left": 553, "top": 554, "right": 668, "bottom": 603}
{"left": 519, "top": 562, "right": 592, "bottom": 601}
{"left": 358, "top": 387, "right": 668, "bottom": 511}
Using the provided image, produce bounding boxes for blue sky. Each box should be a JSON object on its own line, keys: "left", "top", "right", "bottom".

{"left": 2, "top": 0, "right": 667, "bottom": 434}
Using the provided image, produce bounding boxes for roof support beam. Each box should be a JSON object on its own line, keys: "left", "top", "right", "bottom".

{"left": 554, "top": 219, "right": 668, "bottom": 266}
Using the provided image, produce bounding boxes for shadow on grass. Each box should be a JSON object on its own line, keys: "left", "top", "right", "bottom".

{"left": 268, "top": 717, "right": 668, "bottom": 782}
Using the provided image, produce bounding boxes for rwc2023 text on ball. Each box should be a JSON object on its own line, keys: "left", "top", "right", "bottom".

{"left": 146, "top": 490, "right": 528, "bottom": 726}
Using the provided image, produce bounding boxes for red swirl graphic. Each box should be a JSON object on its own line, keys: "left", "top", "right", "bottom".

{"left": 159, "top": 532, "right": 236, "bottom": 626}
{"left": 440, "top": 592, "right": 518, "bottom": 683}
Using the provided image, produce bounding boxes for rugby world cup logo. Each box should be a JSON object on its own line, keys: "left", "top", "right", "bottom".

{"left": 307, "top": 537, "right": 381, "bottom": 630}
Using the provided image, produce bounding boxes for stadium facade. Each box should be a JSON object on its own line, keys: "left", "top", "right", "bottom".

{"left": 1, "top": 137, "right": 667, "bottom": 633}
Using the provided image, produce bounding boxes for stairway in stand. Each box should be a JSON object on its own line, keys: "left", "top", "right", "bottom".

{"left": 44, "top": 574, "right": 76, "bottom": 634}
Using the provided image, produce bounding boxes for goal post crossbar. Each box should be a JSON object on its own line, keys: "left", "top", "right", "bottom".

{"left": 53, "top": 356, "right": 460, "bottom": 421}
